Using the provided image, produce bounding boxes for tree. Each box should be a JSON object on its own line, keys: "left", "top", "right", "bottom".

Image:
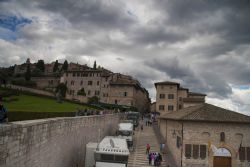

{"left": 36, "top": 60, "right": 45, "bottom": 72}
{"left": 25, "top": 64, "right": 31, "bottom": 81}
{"left": 61, "top": 60, "right": 68, "bottom": 71}
{"left": 55, "top": 83, "right": 67, "bottom": 98}
{"left": 53, "top": 60, "right": 59, "bottom": 72}
{"left": 77, "top": 88, "right": 86, "bottom": 96}
{"left": 93, "top": 60, "right": 97, "bottom": 69}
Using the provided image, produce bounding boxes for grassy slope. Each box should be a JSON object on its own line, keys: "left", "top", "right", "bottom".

{"left": 4, "top": 95, "right": 90, "bottom": 112}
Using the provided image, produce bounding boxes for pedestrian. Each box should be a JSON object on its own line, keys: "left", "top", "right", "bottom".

{"left": 158, "top": 153, "right": 162, "bottom": 166}
{"left": 151, "top": 152, "right": 155, "bottom": 166}
{"left": 141, "top": 122, "right": 143, "bottom": 131}
{"left": 146, "top": 143, "right": 150, "bottom": 154}
{"left": 0, "top": 97, "right": 8, "bottom": 123}
{"left": 148, "top": 152, "right": 152, "bottom": 165}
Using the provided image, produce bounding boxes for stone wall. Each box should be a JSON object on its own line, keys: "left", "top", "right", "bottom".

{"left": 0, "top": 114, "right": 122, "bottom": 167}
{"left": 7, "top": 84, "right": 55, "bottom": 97}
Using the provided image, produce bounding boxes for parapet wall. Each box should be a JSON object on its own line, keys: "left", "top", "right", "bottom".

{"left": 0, "top": 114, "right": 122, "bottom": 167}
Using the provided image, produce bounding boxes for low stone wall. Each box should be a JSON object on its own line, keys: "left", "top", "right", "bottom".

{"left": 0, "top": 114, "right": 121, "bottom": 167}
{"left": 7, "top": 84, "right": 55, "bottom": 97}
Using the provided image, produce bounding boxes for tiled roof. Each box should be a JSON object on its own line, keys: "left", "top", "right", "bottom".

{"left": 188, "top": 92, "right": 206, "bottom": 96}
{"left": 160, "top": 103, "right": 250, "bottom": 124}
{"left": 155, "top": 81, "right": 180, "bottom": 87}
{"left": 183, "top": 97, "right": 205, "bottom": 103}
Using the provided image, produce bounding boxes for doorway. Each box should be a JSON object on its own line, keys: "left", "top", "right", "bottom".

{"left": 213, "top": 148, "right": 231, "bottom": 167}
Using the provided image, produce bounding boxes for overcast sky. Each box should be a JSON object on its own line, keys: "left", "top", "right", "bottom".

{"left": 0, "top": 0, "right": 250, "bottom": 115}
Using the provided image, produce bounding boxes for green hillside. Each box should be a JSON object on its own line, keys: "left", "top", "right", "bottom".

{"left": 3, "top": 95, "right": 91, "bottom": 112}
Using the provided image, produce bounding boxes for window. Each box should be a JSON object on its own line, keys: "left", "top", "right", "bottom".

{"left": 168, "top": 94, "right": 174, "bottom": 99}
{"left": 247, "top": 147, "right": 250, "bottom": 162}
{"left": 97, "top": 81, "right": 100, "bottom": 85}
{"left": 168, "top": 105, "right": 174, "bottom": 111}
{"left": 115, "top": 100, "right": 118, "bottom": 104}
{"left": 179, "top": 105, "right": 182, "bottom": 110}
{"left": 220, "top": 132, "right": 225, "bottom": 142}
{"left": 73, "top": 73, "right": 76, "bottom": 77}
{"left": 88, "top": 90, "right": 91, "bottom": 95}
{"left": 80, "top": 81, "right": 83, "bottom": 85}
{"left": 71, "top": 81, "right": 74, "bottom": 85}
{"left": 66, "top": 73, "right": 68, "bottom": 77}
{"left": 177, "top": 136, "right": 181, "bottom": 148}
{"left": 179, "top": 97, "right": 182, "bottom": 101}
{"left": 101, "top": 154, "right": 114, "bottom": 161}
{"left": 200, "top": 145, "right": 207, "bottom": 159}
{"left": 77, "top": 73, "right": 80, "bottom": 77}
{"left": 159, "top": 94, "right": 165, "bottom": 99}
{"left": 185, "top": 144, "right": 192, "bottom": 159}
{"left": 185, "top": 144, "right": 207, "bottom": 160}
{"left": 124, "top": 92, "right": 127, "bottom": 97}
{"left": 239, "top": 147, "right": 246, "bottom": 161}
{"left": 159, "top": 105, "right": 165, "bottom": 110}
{"left": 88, "top": 81, "right": 93, "bottom": 85}
{"left": 95, "top": 91, "right": 100, "bottom": 95}
{"left": 193, "top": 145, "right": 199, "bottom": 159}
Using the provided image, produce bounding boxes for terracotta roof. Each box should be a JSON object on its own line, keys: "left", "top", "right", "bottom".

{"left": 160, "top": 103, "right": 250, "bottom": 124}
{"left": 179, "top": 87, "right": 189, "bottom": 91}
{"left": 183, "top": 98, "right": 205, "bottom": 103}
{"left": 155, "top": 81, "right": 180, "bottom": 87}
{"left": 188, "top": 92, "right": 206, "bottom": 96}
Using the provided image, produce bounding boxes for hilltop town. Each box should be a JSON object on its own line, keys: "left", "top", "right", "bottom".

{"left": 0, "top": 58, "right": 150, "bottom": 113}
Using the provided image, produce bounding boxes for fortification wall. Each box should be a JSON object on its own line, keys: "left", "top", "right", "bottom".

{"left": 0, "top": 114, "right": 121, "bottom": 167}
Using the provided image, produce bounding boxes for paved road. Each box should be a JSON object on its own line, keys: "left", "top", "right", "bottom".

{"left": 128, "top": 124, "right": 167, "bottom": 167}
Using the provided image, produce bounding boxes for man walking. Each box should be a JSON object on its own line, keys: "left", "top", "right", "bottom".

{"left": 0, "top": 97, "right": 8, "bottom": 123}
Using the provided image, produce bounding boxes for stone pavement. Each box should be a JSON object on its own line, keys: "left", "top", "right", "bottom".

{"left": 128, "top": 123, "right": 168, "bottom": 167}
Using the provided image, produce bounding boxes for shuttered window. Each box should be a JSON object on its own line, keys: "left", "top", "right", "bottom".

{"left": 185, "top": 144, "right": 192, "bottom": 159}
{"left": 193, "top": 145, "right": 199, "bottom": 159}
{"left": 239, "top": 147, "right": 246, "bottom": 161}
{"left": 200, "top": 145, "right": 207, "bottom": 159}
{"left": 247, "top": 147, "right": 250, "bottom": 162}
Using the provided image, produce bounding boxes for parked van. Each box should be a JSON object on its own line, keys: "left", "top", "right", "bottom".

{"left": 95, "top": 136, "right": 130, "bottom": 167}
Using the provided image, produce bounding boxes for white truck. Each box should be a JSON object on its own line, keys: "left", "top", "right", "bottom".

{"left": 117, "top": 122, "right": 134, "bottom": 150}
{"left": 94, "top": 136, "right": 130, "bottom": 167}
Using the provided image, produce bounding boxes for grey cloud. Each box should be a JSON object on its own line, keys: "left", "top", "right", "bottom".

{"left": 145, "top": 57, "right": 232, "bottom": 98}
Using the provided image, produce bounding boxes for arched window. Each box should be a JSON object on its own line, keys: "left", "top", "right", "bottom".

{"left": 220, "top": 132, "right": 225, "bottom": 142}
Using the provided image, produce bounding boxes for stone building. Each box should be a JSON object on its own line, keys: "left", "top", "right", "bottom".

{"left": 158, "top": 103, "right": 250, "bottom": 167}
{"left": 61, "top": 69, "right": 150, "bottom": 112}
{"left": 31, "top": 76, "right": 60, "bottom": 90}
{"left": 155, "top": 81, "right": 206, "bottom": 114}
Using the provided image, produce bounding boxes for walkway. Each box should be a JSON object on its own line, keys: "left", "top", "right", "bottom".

{"left": 128, "top": 123, "right": 168, "bottom": 167}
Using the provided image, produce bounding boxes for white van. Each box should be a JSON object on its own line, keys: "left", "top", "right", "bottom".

{"left": 117, "top": 122, "right": 134, "bottom": 150}
{"left": 95, "top": 136, "right": 130, "bottom": 167}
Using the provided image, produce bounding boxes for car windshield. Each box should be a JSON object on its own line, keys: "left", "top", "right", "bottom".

{"left": 119, "top": 131, "right": 132, "bottom": 136}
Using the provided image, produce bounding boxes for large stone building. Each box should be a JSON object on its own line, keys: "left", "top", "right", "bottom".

{"left": 158, "top": 103, "right": 250, "bottom": 167}
{"left": 155, "top": 81, "right": 206, "bottom": 113}
{"left": 61, "top": 69, "right": 150, "bottom": 112}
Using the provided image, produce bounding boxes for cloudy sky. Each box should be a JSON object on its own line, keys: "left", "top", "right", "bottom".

{"left": 0, "top": 0, "right": 250, "bottom": 115}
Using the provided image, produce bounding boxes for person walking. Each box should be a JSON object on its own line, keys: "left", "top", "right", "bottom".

{"left": 146, "top": 143, "right": 150, "bottom": 154}
{"left": 148, "top": 152, "right": 152, "bottom": 165}
{"left": 140, "top": 122, "right": 143, "bottom": 131}
{"left": 0, "top": 97, "right": 8, "bottom": 123}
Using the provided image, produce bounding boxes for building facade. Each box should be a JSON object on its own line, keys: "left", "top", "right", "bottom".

{"left": 155, "top": 81, "right": 206, "bottom": 114}
{"left": 159, "top": 103, "right": 250, "bottom": 167}
{"left": 61, "top": 70, "right": 150, "bottom": 112}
